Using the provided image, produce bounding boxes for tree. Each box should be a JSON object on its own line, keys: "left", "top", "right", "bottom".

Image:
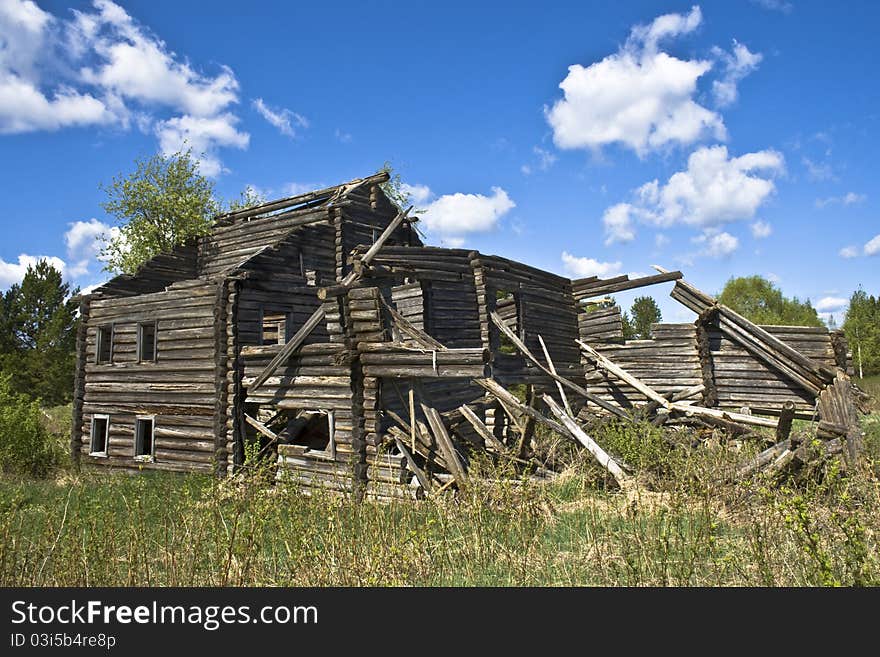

{"left": 629, "top": 296, "right": 662, "bottom": 339}
{"left": 718, "top": 275, "right": 823, "bottom": 327}
{"left": 101, "top": 148, "right": 220, "bottom": 274}
{"left": 226, "top": 185, "right": 266, "bottom": 213}
{"left": 0, "top": 260, "right": 79, "bottom": 405}
{"left": 843, "top": 288, "right": 880, "bottom": 377}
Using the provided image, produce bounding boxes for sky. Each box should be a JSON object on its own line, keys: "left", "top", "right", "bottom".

{"left": 0, "top": 0, "right": 878, "bottom": 325}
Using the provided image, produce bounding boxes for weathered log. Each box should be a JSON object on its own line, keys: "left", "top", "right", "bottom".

{"left": 542, "top": 395, "right": 628, "bottom": 488}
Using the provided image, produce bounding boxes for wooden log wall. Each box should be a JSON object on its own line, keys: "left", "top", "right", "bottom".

{"left": 580, "top": 323, "right": 702, "bottom": 413}
{"left": 578, "top": 305, "right": 624, "bottom": 343}
{"left": 78, "top": 279, "right": 220, "bottom": 473}
{"left": 710, "top": 325, "right": 841, "bottom": 413}
{"left": 477, "top": 253, "right": 582, "bottom": 386}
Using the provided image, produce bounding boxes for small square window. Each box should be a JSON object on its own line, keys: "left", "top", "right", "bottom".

{"left": 138, "top": 322, "right": 157, "bottom": 362}
{"left": 90, "top": 415, "right": 109, "bottom": 456}
{"left": 262, "top": 311, "right": 288, "bottom": 345}
{"left": 134, "top": 417, "right": 155, "bottom": 460}
{"left": 96, "top": 325, "right": 113, "bottom": 364}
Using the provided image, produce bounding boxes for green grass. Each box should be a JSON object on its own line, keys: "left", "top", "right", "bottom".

{"left": 3, "top": 392, "right": 878, "bottom": 587}
{"left": 2, "top": 445, "right": 878, "bottom": 586}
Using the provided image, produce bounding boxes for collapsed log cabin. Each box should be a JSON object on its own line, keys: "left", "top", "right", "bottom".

{"left": 72, "top": 172, "right": 861, "bottom": 499}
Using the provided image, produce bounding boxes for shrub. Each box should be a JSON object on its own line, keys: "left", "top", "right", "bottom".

{"left": 0, "top": 372, "right": 62, "bottom": 477}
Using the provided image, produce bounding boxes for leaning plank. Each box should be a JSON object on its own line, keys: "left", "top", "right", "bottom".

{"left": 247, "top": 306, "right": 327, "bottom": 393}
{"left": 539, "top": 334, "right": 572, "bottom": 416}
{"left": 393, "top": 437, "right": 433, "bottom": 494}
{"left": 244, "top": 413, "right": 279, "bottom": 442}
{"left": 474, "top": 378, "right": 568, "bottom": 437}
{"left": 248, "top": 206, "right": 412, "bottom": 393}
{"left": 422, "top": 404, "right": 469, "bottom": 487}
{"left": 576, "top": 339, "right": 672, "bottom": 409}
{"left": 488, "top": 312, "right": 629, "bottom": 419}
{"left": 542, "top": 395, "right": 628, "bottom": 488}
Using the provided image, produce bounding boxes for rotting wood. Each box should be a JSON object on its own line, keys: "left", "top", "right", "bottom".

{"left": 542, "top": 395, "right": 628, "bottom": 488}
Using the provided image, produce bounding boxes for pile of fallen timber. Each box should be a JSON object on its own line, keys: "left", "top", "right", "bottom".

{"left": 371, "top": 275, "right": 867, "bottom": 495}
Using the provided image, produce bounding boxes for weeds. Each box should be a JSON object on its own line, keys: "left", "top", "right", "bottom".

{"left": 1, "top": 411, "right": 878, "bottom": 586}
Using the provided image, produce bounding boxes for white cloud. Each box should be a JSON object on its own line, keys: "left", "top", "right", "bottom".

{"left": 802, "top": 156, "right": 835, "bottom": 181}
{"left": 693, "top": 230, "right": 739, "bottom": 258}
{"left": 523, "top": 146, "right": 557, "bottom": 175}
{"left": 865, "top": 234, "right": 880, "bottom": 256}
{"left": 601, "top": 145, "right": 783, "bottom": 243}
{"left": 334, "top": 128, "right": 352, "bottom": 143}
{"left": 64, "top": 218, "right": 117, "bottom": 276}
{"left": 561, "top": 252, "right": 622, "bottom": 279}
{"left": 252, "top": 98, "right": 307, "bottom": 137}
{"left": 602, "top": 203, "right": 637, "bottom": 245}
{"left": 1, "top": 1, "right": 248, "bottom": 173}
{"left": 78, "top": 1, "right": 239, "bottom": 117}
{"left": 815, "top": 192, "right": 866, "bottom": 208}
{"left": 750, "top": 0, "right": 793, "bottom": 13}
{"left": 711, "top": 40, "right": 762, "bottom": 107}
{"left": 839, "top": 245, "right": 859, "bottom": 259}
{"left": 0, "top": 0, "right": 114, "bottom": 134}
{"left": 816, "top": 296, "right": 848, "bottom": 313}
{"left": 655, "top": 233, "right": 669, "bottom": 248}
{"left": 155, "top": 113, "right": 249, "bottom": 177}
{"left": 418, "top": 186, "right": 515, "bottom": 240}
{"left": 545, "top": 6, "right": 726, "bottom": 156}
{"left": 400, "top": 183, "right": 432, "bottom": 206}
{"left": 765, "top": 272, "right": 780, "bottom": 283}
{"left": 0, "top": 254, "right": 67, "bottom": 288}
{"left": 750, "top": 220, "right": 772, "bottom": 238}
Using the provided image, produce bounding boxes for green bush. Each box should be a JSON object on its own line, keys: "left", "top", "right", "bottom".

{"left": 0, "top": 372, "right": 62, "bottom": 477}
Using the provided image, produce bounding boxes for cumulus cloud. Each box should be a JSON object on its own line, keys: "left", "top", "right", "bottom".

{"left": 64, "top": 218, "right": 117, "bottom": 276}
{"left": 601, "top": 145, "right": 783, "bottom": 243}
{"left": 0, "top": 254, "right": 67, "bottom": 288}
{"left": 400, "top": 183, "right": 432, "bottom": 205}
{"left": 418, "top": 187, "right": 515, "bottom": 241}
{"left": 77, "top": 1, "right": 239, "bottom": 117}
{"left": 711, "top": 40, "right": 762, "bottom": 107}
{"left": 839, "top": 245, "right": 859, "bottom": 259}
{"left": 815, "top": 297, "right": 848, "bottom": 313}
{"left": 750, "top": 220, "right": 772, "bottom": 238}
{"left": 155, "top": 113, "right": 249, "bottom": 177}
{"left": 252, "top": 98, "right": 308, "bottom": 137}
{"left": 0, "top": 0, "right": 114, "bottom": 134}
{"left": 561, "top": 252, "right": 622, "bottom": 278}
{"left": 815, "top": 192, "right": 866, "bottom": 209}
{"left": 865, "top": 234, "right": 880, "bottom": 256}
{"left": 602, "top": 203, "right": 637, "bottom": 245}
{"left": 545, "top": 6, "right": 726, "bottom": 156}
{"left": 1, "top": 1, "right": 248, "bottom": 174}
{"left": 693, "top": 230, "right": 739, "bottom": 258}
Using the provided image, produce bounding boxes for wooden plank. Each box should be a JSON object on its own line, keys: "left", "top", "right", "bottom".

{"left": 542, "top": 395, "right": 628, "bottom": 488}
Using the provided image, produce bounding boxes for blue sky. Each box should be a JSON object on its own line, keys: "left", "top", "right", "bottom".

{"left": 1, "top": 0, "right": 877, "bottom": 324}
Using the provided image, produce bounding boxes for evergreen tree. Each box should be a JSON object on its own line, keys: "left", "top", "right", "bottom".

{"left": 0, "top": 261, "right": 79, "bottom": 405}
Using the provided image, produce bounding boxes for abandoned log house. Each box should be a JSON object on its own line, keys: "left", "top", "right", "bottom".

{"left": 72, "top": 171, "right": 856, "bottom": 499}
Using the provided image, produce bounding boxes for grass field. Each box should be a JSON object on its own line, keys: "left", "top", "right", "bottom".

{"left": 2, "top": 417, "right": 879, "bottom": 586}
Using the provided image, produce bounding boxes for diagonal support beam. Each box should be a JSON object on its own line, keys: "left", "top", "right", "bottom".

{"left": 248, "top": 206, "right": 412, "bottom": 394}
